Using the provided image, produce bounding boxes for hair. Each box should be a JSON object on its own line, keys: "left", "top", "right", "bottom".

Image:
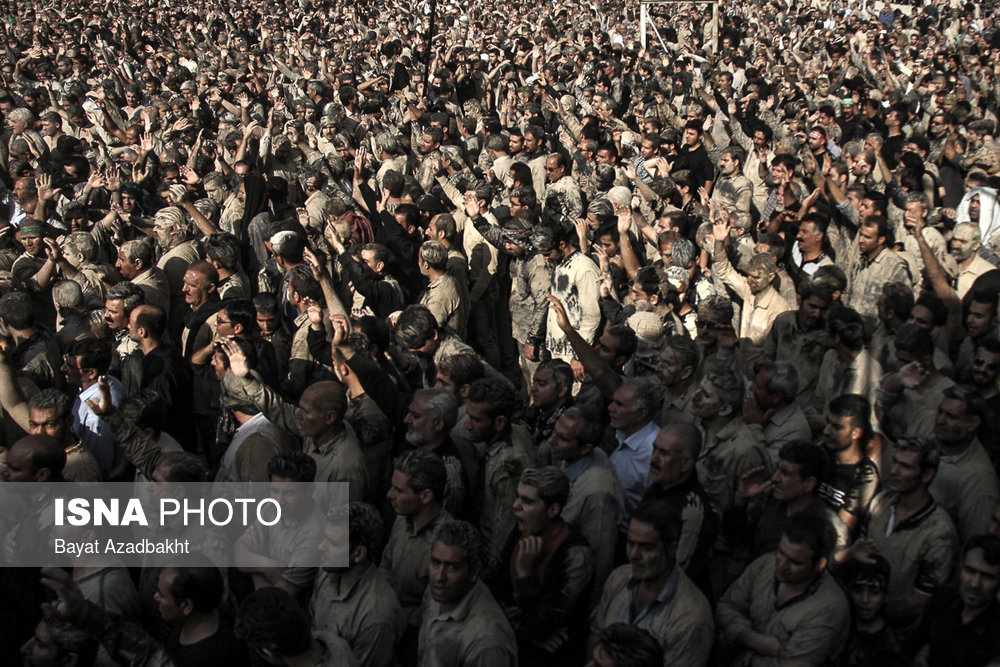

{"left": 420, "top": 240, "right": 449, "bottom": 270}
{"left": 778, "top": 441, "right": 828, "bottom": 486}
{"left": 395, "top": 305, "right": 439, "bottom": 349}
{"left": 828, "top": 393, "right": 873, "bottom": 441}
{"left": 747, "top": 252, "right": 778, "bottom": 277}
{"left": 393, "top": 449, "right": 448, "bottom": 503}
{"left": 412, "top": 387, "right": 460, "bottom": 431}
{"left": 132, "top": 305, "right": 167, "bottom": 340}
{"left": 267, "top": 451, "right": 317, "bottom": 483}
{"left": 62, "top": 232, "right": 97, "bottom": 262}
{"left": 894, "top": 323, "right": 935, "bottom": 358}
{"left": 39, "top": 618, "right": 99, "bottom": 667}
{"left": 466, "top": 378, "right": 516, "bottom": 420}
{"left": 914, "top": 293, "right": 948, "bottom": 329}
{"left": 52, "top": 280, "right": 84, "bottom": 311}
{"left": 660, "top": 421, "right": 703, "bottom": 460}
{"left": 619, "top": 376, "right": 664, "bottom": 420}
{"left": 704, "top": 364, "right": 745, "bottom": 414}
{"left": 436, "top": 353, "right": 485, "bottom": 388}
{"left": 509, "top": 186, "right": 537, "bottom": 210}
{"left": 535, "top": 359, "right": 574, "bottom": 390}
{"left": 827, "top": 307, "right": 866, "bottom": 351}
{"left": 118, "top": 389, "right": 169, "bottom": 436}
{"left": 942, "top": 384, "right": 987, "bottom": 423}
{"left": 0, "top": 291, "right": 34, "bottom": 329}
{"left": 187, "top": 260, "right": 220, "bottom": 286}
{"left": 519, "top": 466, "right": 571, "bottom": 509}
{"left": 630, "top": 500, "right": 682, "bottom": 545}
{"left": 698, "top": 294, "right": 734, "bottom": 324}
{"left": 107, "top": 281, "right": 145, "bottom": 313}
{"left": 234, "top": 587, "right": 313, "bottom": 658}
{"left": 433, "top": 520, "right": 487, "bottom": 574}
{"left": 164, "top": 555, "right": 224, "bottom": 613}
{"left": 671, "top": 237, "right": 696, "bottom": 268}
{"left": 28, "top": 388, "right": 72, "bottom": 419}
{"left": 340, "top": 501, "right": 383, "bottom": 556}
{"left": 160, "top": 451, "right": 208, "bottom": 482}
{"left": 759, "top": 360, "right": 799, "bottom": 400}
{"left": 964, "top": 534, "right": 1000, "bottom": 565}
{"left": 429, "top": 213, "right": 458, "bottom": 242}
{"left": 781, "top": 510, "right": 834, "bottom": 563}
{"left": 287, "top": 265, "right": 322, "bottom": 302}
{"left": 253, "top": 292, "right": 280, "bottom": 316}
{"left": 882, "top": 282, "right": 914, "bottom": 321}
{"left": 119, "top": 238, "right": 155, "bottom": 269}
{"left": 559, "top": 404, "right": 606, "bottom": 448}
{"left": 68, "top": 338, "right": 112, "bottom": 374}
{"left": 594, "top": 624, "right": 663, "bottom": 667}
{"left": 270, "top": 230, "right": 305, "bottom": 263}
{"left": 204, "top": 233, "right": 243, "bottom": 271}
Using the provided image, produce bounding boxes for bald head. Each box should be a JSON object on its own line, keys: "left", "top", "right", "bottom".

{"left": 3, "top": 435, "right": 65, "bottom": 482}
{"left": 129, "top": 304, "right": 167, "bottom": 342}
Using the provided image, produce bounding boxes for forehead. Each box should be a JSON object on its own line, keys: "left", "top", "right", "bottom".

{"left": 431, "top": 541, "right": 468, "bottom": 565}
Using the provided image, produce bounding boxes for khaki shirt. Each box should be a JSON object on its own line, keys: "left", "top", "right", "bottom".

{"left": 420, "top": 273, "right": 468, "bottom": 339}
{"left": 956, "top": 254, "right": 996, "bottom": 300}
{"left": 717, "top": 555, "right": 850, "bottom": 667}
{"left": 592, "top": 564, "right": 714, "bottom": 667}
{"left": 698, "top": 417, "right": 770, "bottom": 515}
{"left": 847, "top": 248, "right": 911, "bottom": 325}
{"left": 546, "top": 251, "right": 602, "bottom": 361}
{"left": 479, "top": 424, "right": 537, "bottom": 551}
{"left": 561, "top": 449, "right": 624, "bottom": 586}
{"left": 761, "top": 310, "right": 829, "bottom": 403}
{"left": 311, "top": 563, "right": 406, "bottom": 667}
{"left": 929, "top": 439, "right": 1000, "bottom": 542}
{"left": 418, "top": 580, "right": 517, "bottom": 667}
{"left": 381, "top": 510, "right": 451, "bottom": 626}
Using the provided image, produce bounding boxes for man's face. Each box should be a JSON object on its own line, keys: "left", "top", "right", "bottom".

{"left": 960, "top": 547, "right": 1000, "bottom": 611}
{"left": 464, "top": 401, "right": 497, "bottom": 443}
{"left": 116, "top": 250, "right": 141, "bottom": 280}
{"left": 404, "top": 394, "right": 441, "bottom": 447}
{"left": 508, "top": 134, "right": 524, "bottom": 154}
{"left": 796, "top": 221, "right": 821, "bottom": 252}
{"left": 544, "top": 156, "right": 563, "bottom": 183}
{"left": 608, "top": 384, "right": 645, "bottom": 432}
{"left": 428, "top": 541, "right": 475, "bottom": 605}
{"left": 649, "top": 430, "right": 688, "bottom": 486}
{"left": 903, "top": 201, "right": 926, "bottom": 230}
{"left": 530, "top": 369, "right": 564, "bottom": 410}
{"left": 294, "top": 388, "right": 332, "bottom": 439}
{"left": 966, "top": 300, "right": 997, "bottom": 339}
{"left": 28, "top": 407, "right": 66, "bottom": 443}
{"left": 387, "top": 469, "right": 422, "bottom": 516}
{"left": 934, "top": 397, "right": 977, "bottom": 446}
{"left": 523, "top": 133, "right": 541, "bottom": 154}
{"left": 774, "top": 535, "right": 821, "bottom": 585}
{"left": 269, "top": 476, "right": 311, "bottom": 518}
{"left": 626, "top": 518, "right": 673, "bottom": 581}
{"left": 210, "top": 349, "right": 229, "bottom": 382}
{"left": 950, "top": 225, "right": 979, "bottom": 262}
{"left": 771, "top": 458, "right": 811, "bottom": 502}
{"left": 823, "top": 412, "right": 859, "bottom": 452}
{"left": 595, "top": 331, "right": 622, "bottom": 366}
{"left": 640, "top": 139, "right": 658, "bottom": 160}
{"left": 20, "top": 622, "right": 68, "bottom": 667}
{"left": 548, "top": 415, "right": 586, "bottom": 463}
{"left": 596, "top": 148, "right": 615, "bottom": 165}
{"left": 683, "top": 128, "right": 699, "bottom": 147}
{"left": 656, "top": 348, "right": 688, "bottom": 387}
{"left": 753, "top": 130, "right": 768, "bottom": 149}
{"left": 104, "top": 299, "right": 128, "bottom": 331}
{"left": 513, "top": 483, "right": 552, "bottom": 536}
{"left": 181, "top": 270, "right": 212, "bottom": 309}
{"left": 256, "top": 311, "right": 279, "bottom": 336}
{"left": 857, "top": 224, "right": 883, "bottom": 256}
{"left": 848, "top": 581, "right": 887, "bottom": 622}
{"left": 419, "top": 133, "right": 437, "bottom": 155}
{"left": 746, "top": 267, "right": 771, "bottom": 294}
{"left": 971, "top": 348, "right": 1000, "bottom": 388}
{"left": 718, "top": 153, "right": 738, "bottom": 176}
{"left": 888, "top": 449, "right": 925, "bottom": 494}
{"left": 60, "top": 354, "right": 87, "bottom": 390}
{"left": 19, "top": 232, "right": 44, "bottom": 257}
{"left": 807, "top": 132, "right": 825, "bottom": 151}
{"left": 154, "top": 568, "right": 186, "bottom": 624}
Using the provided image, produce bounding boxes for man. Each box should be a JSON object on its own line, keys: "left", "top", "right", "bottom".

{"left": 220, "top": 338, "right": 369, "bottom": 502}
{"left": 717, "top": 514, "right": 850, "bottom": 666}
{"left": 61, "top": 339, "right": 127, "bottom": 481}
{"left": 608, "top": 376, "right": 662, "bottom": 519}
{"left": 542, "top": 224, "right": 601, "bottom": 375}
{"left": 591, "top": 500, "right": 714, "bottom": 667}
{"left": 394, "top": 304, "right": 481, "bottom": 389}
{"left": 950, "top": 222, "right": 995, "bottom": 299}
{"left": 497, "top": 467, "right": 594, "bottom": 666}
{"left": 958, "top": 290, "right": 1000, "bottom": 380}
{"left": 679, "top": 120, "right": 714, "bottom": 194}
{"left": 20, "top": 618, "right": 98, "bottom": 667}
{"left": 744, "top": 361, "right": 811, "bottom": 462}
{"left": 312, "top": 502, "right": 405, "bottom": 667}
{"left": 846, "top": 435, "right": 958, "bottom": 626}
{"left": 846, "top": 216, "right": 911, "bottom": 328}
{"left": 402, "top": 387, "right": 475, "bottom": 521}
{"left": 415, "top": 127, "right": 444, "bottom": 191}
{"left": 235, "top": 452, "right": 326, "bottom": 596}
{"left": 970, "top": 338, "right": 1000, "bottom": 456}
{"left": 104, "top": 281, "right": 145, "bottom": 393}
{"left": 465, "top": 378, "right": 536, "bottom": 551}
{"left": 878, "top": 324, "right": 956, "bottom": 441}
{"left": 419, "top": 520, "right": 517, "bottom": 666}
{"left": 116, "top": 238, "right": 170, "bottom": 316}
{"left": 418, "top": 240, "right": 468, "bottom": 338}
{"left": 152, "top": 206, "right": 201, "bottom": 338}
{"left": 790, "top": 214, "right": 833, "bottom": 279}
{"left": 548, "top": 404, "right": 623, "bottom": 589}
{"left": 736, "top": 441, "right": 848, "bottom": 560}
{"left": 641, "top": 422, "right": 719, "bottom": 590}
{"left": 541, "top": 152, "right": 584, "bottom": 226}
{"left": 656, "top": 335, "right": 699, "bottom": 424}
{"left": 381, "top": 450, "right": 451, "bottom": 661}
{"left": 928, "top": 385, "right": 1000, "bottom": 542}
{"left": 762, "top": 280, "right": 834, "bottom": 404}
{"left": 904, "top": 535, "right": 1000, "bottom": 666}
{"left": 710, "top": 220, "right": 792, "bottom": 362}
{"left": 0, "top": 290, "right": 62, "bottom": 392}
{"left": 180, "top": 261, "right": 222, "bottom": 360}
{"left": 11, "top": 223, "right": 59, "bottom": 330}
{"left": 691, "top": 365, "right": 770, "bottom": 518}
{"left": 527, "top": 359, "right": 574, "bottom": 447}
{"left": 818, "top": 394, "right": 880, "bottom": 536}
{"left": 711, "top": 146, "right": 752, "bottom": 214}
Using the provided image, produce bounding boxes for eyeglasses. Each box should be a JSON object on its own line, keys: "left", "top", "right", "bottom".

{"left": 62, "top": 355, "right": 87, "bottom": 371}
{"left": 974, "top": 357, "right": 1000, "bottom": 372}
{"left": 216, "top": 317, "right": 231, "bottom": 326}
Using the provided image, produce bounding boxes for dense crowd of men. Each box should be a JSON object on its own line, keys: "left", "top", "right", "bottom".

{"left": 4, "top": 0, "right": 1000, "bottom": 664}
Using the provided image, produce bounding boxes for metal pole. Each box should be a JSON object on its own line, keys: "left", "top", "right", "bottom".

{"left": 641, "top": 3, "right": 648, "bottom": 50}
{"left": 712, "top": 1, "right": 719, "bottom": 53}
{"left": 423, "top": 0, "right": 439, "bottom": 95}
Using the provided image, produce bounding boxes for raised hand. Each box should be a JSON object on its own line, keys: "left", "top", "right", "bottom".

{"left": 220, "top": 337, "right": 250, "bottom": 378}
{"left": 547, "top": 295, "right": 572, "bottom": 332}
{"left": 83, "top": 375, "right": 115, "bottom": 417}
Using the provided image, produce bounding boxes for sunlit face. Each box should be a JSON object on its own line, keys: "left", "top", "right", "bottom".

{"left": 857, "top": 224, "right": 883, "bottom": 256}
{"left": 404, "top": 394, "right": 443, "bottom": 447}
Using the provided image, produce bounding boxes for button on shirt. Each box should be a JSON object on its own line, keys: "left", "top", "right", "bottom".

{"left": 610, "top": 420, "right": 660, "bottom": 523}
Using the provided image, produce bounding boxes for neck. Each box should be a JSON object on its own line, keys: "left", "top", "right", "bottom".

{"left": 316, "top": 423, "right": 344, "bottom": 444}
{"left": 410, "top": 503, "right": 443, "bottom": 534}
{"left": 620, "top": 419, "right": 650, "bottom": 438}
{"left": 938, "top": 436, "right": 974, "bottom": 457}
{"left": 778, "top": 574, "right": 818, "bottom": 599}
{"left": 8, "top": 326, "right": 33, "bottom": 345}
{"left": 898, "top": 485, "right": 932, "bottom": 511}
{"left": 837, "top": 345, "right": 860, "bottom": 363}
{"left": 864, "top": 245, "right": 884, "bottom": 263}
{"left": 855, "top": 614, "right": 886, "bottom": 634}
{"left": 835, "top": 443, "right": 864, "bottom": 466}
{"left": 785, "top": 494, "right": 815, "bottom": 516}
{"left": 217, "top": 266, "right": 233, "bottom": 280}
{"left": 139, "top": 337, "right": 160, "bottom": 354}
{"left": 232, "top": 410, "right": 256, "bottom": 425}
{"left": 178, "top": 609, "right": 220, "bottom": 645}
{"left": 637, "top": 564, "right": 674, "bottom": 598}
{"left": 800, "top": 243, "right": 822, "bottom": 261}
